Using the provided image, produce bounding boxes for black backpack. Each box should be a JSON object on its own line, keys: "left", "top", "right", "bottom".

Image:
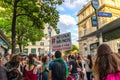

{"left": 52, "top": 60, "right": 66, "bottom": 80}
{"left": 7, "top": 68, "right": 21, "bottom": 80}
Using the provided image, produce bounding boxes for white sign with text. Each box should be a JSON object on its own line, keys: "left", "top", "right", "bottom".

{"left": 51, "top": 32, "right": 72, "bottom": 51}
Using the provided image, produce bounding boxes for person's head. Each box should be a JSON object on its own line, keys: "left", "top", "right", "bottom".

{"left": 70, "top": 55, "right": 75, "bottom": 60}
{"left": 4, "top": 53, "right": 10, "bottom": 61}
{"left": 68, "top": 55, "right": 71, "bottom": 61}
{"left": 95, "top": 44, "right": 120, "bottom": 78}
{"left": 55, "top": 51, "right": 61, "bottom": 58}
{"left": 28, "top": 54, "right": 36, "bottom": 65}
{"left": 87, "top": 54, "right": 92, "bottom": 60}
{"left": 10, "top": 55, "right": 20, "bottom": 68}
{"left": 97, "top": 44, "right": 112, "bottom": 56}
{"left": 42, "top": 56, "right": 48, "bottom": 63}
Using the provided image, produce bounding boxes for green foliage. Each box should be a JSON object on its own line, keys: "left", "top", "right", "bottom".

{"left": 0, "top": 0, "right": 63, "bottom": 50}
{"left": 64, "top": 44, "right": 79, "bottom": 54}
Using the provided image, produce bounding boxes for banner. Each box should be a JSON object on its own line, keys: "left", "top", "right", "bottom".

{"left": 51, "top": 32, "right": 72, "bottom": 51}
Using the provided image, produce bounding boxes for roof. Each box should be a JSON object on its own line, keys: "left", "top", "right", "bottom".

{"left": 81, "top": 18, "right": 120, "bottom": 40}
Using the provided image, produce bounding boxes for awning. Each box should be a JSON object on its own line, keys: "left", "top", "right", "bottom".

{"left": 80, "top": 18, "right": 120, "bottom": 40}
{"left": 0, "top": 30, "right": 10, "bottom": 46}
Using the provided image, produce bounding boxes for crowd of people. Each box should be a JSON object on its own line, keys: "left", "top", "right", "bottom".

{"left": 0, "top": 44, "right": 120, "bottom": 80}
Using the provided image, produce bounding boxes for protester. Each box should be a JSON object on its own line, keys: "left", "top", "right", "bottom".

{"left": 24, "top": 53, "right": 42, "bottom": 80}
{"left": 84, "top": 55, "right": 93, "bottom": 80}
{"left": 69, "top": 55, "right": 78, "bottom": 80}
{"left": 0, "top": 53, "right": 8, "bottom": 80}
{"left": 6, "top": 54, "right": 23, "bottom": 80}
{"left": 41, "top": 56, "right": 49, "bottom": 80}
{"left": 93, "top": 44, "right": 120, "bottom": 80}
{"left": 48, "top": 51, "right": 69, "bottom": 80}
{"left": 4, "top": 52, "right": 10, "bottom": 64}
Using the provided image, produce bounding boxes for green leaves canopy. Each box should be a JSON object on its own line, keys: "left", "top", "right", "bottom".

{"left": 0, "top": 0, "right": 63, "bottom": 50}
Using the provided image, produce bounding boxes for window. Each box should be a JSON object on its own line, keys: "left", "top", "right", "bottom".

{"left": 40, "top": 42, "right": 44, "bottom": 46}
{"left": 23, "top": 48, "right": 28, "bottom": 54}
{"left": 31, "top": 48, "right": 36, "bottom": 53}
{"left": 40, "top": 49, "right": 44, "bottom": 55}
{"left": 83, "top": 25, "right": 87, "bottom": 36}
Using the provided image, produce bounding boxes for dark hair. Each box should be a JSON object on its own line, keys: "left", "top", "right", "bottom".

{"left": 42, "top": 56, "right": 48, "bottom": 63}
{"left": 4, "top": 53, "right": 9, "bottom": 57}
{"left": 94, "top": 44, "right": 120, "bottom": 78}
{"left": 70, "top": 55, "right": 75, "bottom": 59}
{"left": 55, "top": 51, "right": 61, "bottom": 58}
{"left": 9, "top": 55, "right": 20, "bottom": 68}
{"left": 87, "top": 55, "right": 92, "bottom": 69}
{"left": 28, "top": 54, "right": 35, "bottom": 65}
{"left": 68, "top": 55, "right": 71, "bottom": 60}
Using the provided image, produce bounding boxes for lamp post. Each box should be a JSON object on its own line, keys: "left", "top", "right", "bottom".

{"left": 48, "top": 24, "right": 52, "bottom": 56}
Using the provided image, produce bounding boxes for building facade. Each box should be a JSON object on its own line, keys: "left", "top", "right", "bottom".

{"left": 23, "top": 24, "right": 57, "bottom": 56}
{"left": 77, "top": 0, "right": 120, "bottom": 56}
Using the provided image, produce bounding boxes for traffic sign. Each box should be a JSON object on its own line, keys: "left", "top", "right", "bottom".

{"left": 91, "top": 16, "right": 97, "bottom": 26}
{"left": 98, "top": 12, "right": 112, "bottom": 17}
{"left": 92, "top": 0, "right": 99, "bottom": 9}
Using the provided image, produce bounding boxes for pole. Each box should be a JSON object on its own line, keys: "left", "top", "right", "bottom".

{"left": 92, "top": 0, "right": 103, "bottom": 45}
{"left": 95, "top": 9, "right": 103, "bottom": 45}
{"left": 49, "top": 32, "right": 51, "bottom": 56}
{"left": 48, "top": 25, "right": 52, "bottom": 57}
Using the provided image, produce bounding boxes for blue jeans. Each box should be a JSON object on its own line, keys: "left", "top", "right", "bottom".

{"left": 71, "top": 73, "right": 78, "bottom": 80}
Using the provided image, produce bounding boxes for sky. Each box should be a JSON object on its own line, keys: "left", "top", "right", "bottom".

{"left": 56, "top": 0, "right": 88, "bottom": 45}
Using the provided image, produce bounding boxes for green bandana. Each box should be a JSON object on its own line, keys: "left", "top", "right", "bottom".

{"left": 54, "top": 58, "right": 69, "bottom": 76}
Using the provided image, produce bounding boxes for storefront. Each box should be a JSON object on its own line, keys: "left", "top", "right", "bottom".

{"left": 0, "top": 30, "right": 10, "bottom": 55}
{"left": 81, "top": 18, "right": 120, "bottom": 54}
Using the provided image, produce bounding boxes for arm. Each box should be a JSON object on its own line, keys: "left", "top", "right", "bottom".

{"left": 33, "top": 57, "right": 42, "bottom": 64}
{"left": 94, "top": 73, "right": 99, "bottom": 80}
{"left": 48, "top": 70, "right": 52, "bottom": 80}
{"left": 69, "top": 64, "right": 73, "bottom": 72}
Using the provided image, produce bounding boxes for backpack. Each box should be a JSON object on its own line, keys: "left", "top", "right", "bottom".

{"left": 102, "top": 71, "right": 120, "bottom": 80}
{"left": 52, "top": 60, "right": 66, "bottom": 80}
{"left": 7, "top": 68, "right": 21, "bottom": 80}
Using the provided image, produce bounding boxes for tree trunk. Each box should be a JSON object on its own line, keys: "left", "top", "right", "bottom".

{"left": 11, "top": 0, "right": 18, "bottom": 54}
{"left": 19, "top": 42, "right": 22, "bottom": 53}
{"left": 18, "top": 36, "right": 22, "bottom": 53}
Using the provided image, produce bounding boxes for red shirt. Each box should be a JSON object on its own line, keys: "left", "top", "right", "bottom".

{"left": 25, "top": 66, "right": 38, "bottom": 80}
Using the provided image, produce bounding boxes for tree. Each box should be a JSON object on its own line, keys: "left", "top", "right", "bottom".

{"left": 0, "top": 0, "right": 63, "bottom": 54}
{"left": 64, "top": 44, "right": 79, "bottom": 55}
{"left": 16, "top": 16, "right": 44, "bottom": 52}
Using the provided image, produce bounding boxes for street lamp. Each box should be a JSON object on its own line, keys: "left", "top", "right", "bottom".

{"left": 48, "top": 24, "right": 52, "bottom": 56}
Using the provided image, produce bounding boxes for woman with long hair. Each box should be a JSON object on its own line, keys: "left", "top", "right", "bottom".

{"left": 93, "top": 44, "right": 120, "bottom": 80}
{"left": 6, "top": 54, "right": 23, "bottom": 80}
{"left": 0, "top": 53, "right": 8, "bottom": 80}
{"left": 41, "top": 56, "right": 49, "bottom": 80}
{"left": 24, "top": 53, "right": 42, "bottom": 80}
{"left": 84, "top": 55, "right": 93, "bottom": 80}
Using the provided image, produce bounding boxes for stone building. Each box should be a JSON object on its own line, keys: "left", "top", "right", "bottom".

{"left": 77, "top": 0, "right": 120, "bottom": 56}
{"left": 23, "top": 24, "right": 57, "bottom": 56}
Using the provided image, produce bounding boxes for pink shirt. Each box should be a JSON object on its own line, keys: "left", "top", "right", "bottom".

{"left": 102, "top": 71, "right": 120, "bottom": 80}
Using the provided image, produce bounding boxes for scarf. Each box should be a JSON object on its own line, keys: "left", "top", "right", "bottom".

{"left": 54, "top": 58, "right": 69, "bottom": 76}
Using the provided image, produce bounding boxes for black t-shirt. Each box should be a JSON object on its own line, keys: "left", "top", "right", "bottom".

{"left": 69, "top": 60, "right": 77, "bottom": 73}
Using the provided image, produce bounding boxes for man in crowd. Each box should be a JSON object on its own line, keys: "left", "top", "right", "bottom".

{"left": 48, "top": 51, "right": 68, "bottom": 80}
